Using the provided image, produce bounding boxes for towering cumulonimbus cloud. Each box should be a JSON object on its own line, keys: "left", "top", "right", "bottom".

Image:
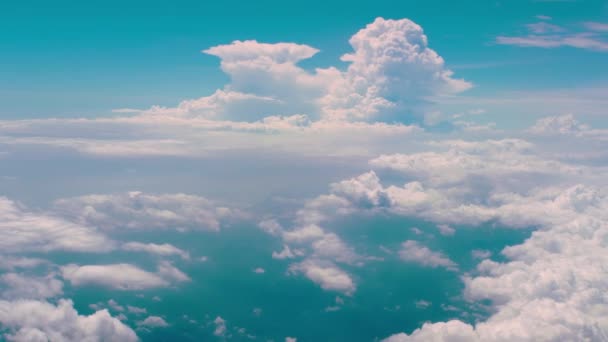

{"left": 148, "top": 17, "right": 471, "bottom": 124}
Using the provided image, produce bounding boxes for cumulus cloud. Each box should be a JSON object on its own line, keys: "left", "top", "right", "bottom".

{"left": 53, "top": 191, "right": 236, "bottom": 232}
{"left": 213, "top": 316, "right": 227, "bottom": 337}
{"left": 0, "top": 273, "right": 63, "bottom": 300}
{"left": 399, "top": 241, "right": 458, "bottom": 271}
{"left": 321, "top": 17, "right": 471, "bottom": 122}
{"left": 138, "top": 316, "right": 169, "bottom": 328}
{"left": 528, "top": 114, "right": 589, "bottom": 135}
{"left": 0, "top": 256, "right": 47, "bottom": 271}
{"left": 122, "top": 242, "right": 190, "bottom": 260}
{"left": 272, "top": 245, "right": 303, "bottom": 259}
{"left": 0, "top": 197, "right": 113, "bottom": 254}
{"left": 61, "top": 262, "right": 189, "bottom": 290}
{"left": 0, "top": 299, "right": 138, "bottom": 342}
{"left": 289, "top": 260, "right": 356, "bottom": 295}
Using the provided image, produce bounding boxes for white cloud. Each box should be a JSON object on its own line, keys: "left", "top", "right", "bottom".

{"left": 383, "top": 320, "right": 478, "bottom": 342}
{"left": 497, "top": 21, "right": 608, "bottom": 51}
{"left": 321, "top": 18, "right": 471, "bottom": 122}
{"left": 122, "top": 242, "right": 190, "bottom": 260}
{"left": 272, "top": 245, "right": 303, "bottom": 259}
{"left": 399, "top": 241, "right": 457, "bottom": 271}
{"left": 437, "top": 224, "right": 455, "bottom": 236}
{"left": 0, "top": 299, "right": 138, "bottom": 342}
{"left": 53, "top": 191, "right": 236, "bottom": 232}
{"left": 253, "top": 267, "right": 265, "bottom": 274}
{"left": 471, "top": 249, "right": 491, "bottom": 259}
{"left": 213, "top": 316, "right": 227, "bottom": 337}
{"left": 0, "top": 256, "right": 47, "bottom": 271}
{"left": 107, "top": 299, "right": 124, "bottom": 312}
{"left": 61, "top": 262, "right": 189, "bottom": 290}
{"left": 584, "top": 22, "right": 608, "bottom": 32}
{"left": 289, "top": 260, "right": 355, "bottom": 295}
{"left": 0, "top": 273, "right": 63, "bottom": 300}
{"left": 528, "top": 114, "right": 589, "bottom": 135}
{"left": 156, "top": 261, "right": 191, "bottom": 283}
{"left": 283, "top": 224, "right": 326, "bottom": 243}
{"left": 138, "top": 316, "right": 169, "bottom": 328}
{"left": 0, "top": 197, "right": 113, "bottom": 254}
{"left": 127, "top": 306, "right": 147, "bottom": 315}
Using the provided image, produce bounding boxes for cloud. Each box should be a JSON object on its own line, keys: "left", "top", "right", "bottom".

{"left": 141, "top": 89, "right": 283, "bottom": 122}
{"left": 122, "top": 242, "right": 190, "bottom": 260}
{"left": 272, "top": 245, "right": 303, "bottom": 260}
{"left": 0, "top": 299, "right": 138, "bottom": 342}
{"left": 399, "top": 241, "right": 458, "bottom": 271}
{"left": 138, "top": 316, "right": 169, "bottom": 328}
{"left": 528, "top": 114, "right": 589, "bottom": 135}
{"left": 213, "top": 316, "right": 227, "bottom": 337}
{"left": 583, "top": 22, "right": 608, "bottom": 32}
{"left": 320, "top": 17, "right": 471, "bottom": 122}
{"left": 61, "top": 262, "right": 189, "bottom": 290}
{"left": 127, "top": 306, "right": 147, "bottom": 315}
{"left": 289, "top": 260, "right": 356, "bottom": 295}
{"left": 0, "top": 196, "right": 113, "bottom": 254}
{"left": 0, "top": 273, "right": 63, "bottom": 300}
{"left": 497, "top": 21, "right": 608, "bottom": 51}
{"left": 53, "top": 191, "right": 236, "bottom": 232}
{"left": 156, "top": 261, "right": 191, "bottom": 283}
{"left": 382, "top": 320, "right": 478, "bottom": 341}
{"left": 0, "top": 256, "right": 47, "bottom": 271}
{"left": 471, "top": 249, "right": 491, "bottom": 259}
{"left": 103, "top": 17, "right": 468, "bottom": 129}
{"left": 437, "top": 224, "right": 455, "bottom": 236}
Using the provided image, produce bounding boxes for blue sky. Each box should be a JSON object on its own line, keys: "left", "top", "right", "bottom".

{"left": 1, "top": 1, "right": 608, "bottom": 341}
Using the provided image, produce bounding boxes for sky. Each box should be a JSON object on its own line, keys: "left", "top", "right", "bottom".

{"left": 0, "top": 0, "right": 608, "bottom": 341}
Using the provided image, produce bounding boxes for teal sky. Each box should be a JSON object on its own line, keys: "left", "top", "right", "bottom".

{"left": 1, "top": 0, "right": 607, "bottom": 120}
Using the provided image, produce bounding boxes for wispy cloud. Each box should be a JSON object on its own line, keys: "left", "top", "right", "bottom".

{"left": 584, "top": 22, "right": 608, "bottom": 32}
{"left": 497, "top": 21, "right": 608, "bottom": 51}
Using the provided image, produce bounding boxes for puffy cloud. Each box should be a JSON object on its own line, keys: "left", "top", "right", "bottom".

{"left": 61, "top": 262, "right": 189, "bottom": 290}
{"left": 321, "top": 17, "right": 471, "bottom": 122}
{"left": 127, "top": 306, "right": 147, "bottom": 315}
{"left": 471, "top": 250, "right": 491, "bottom": 260}
{"left": 107, "top": 299, "right": 124, "bottom": 312}
{"left": 53, "top": 191, "right": 236, "bottom": 232}
{"left": 0, "top": 299, "right": 138, "bottom": 342}
{"left": 383, "top": 320, "right": 478, "bottom": 342}
{"left": 0, "top": 197, "right": 113, "bottom": 254}
{"left": 369, "top": 139, "right": 581, "bottom": 187}
{"left": 213, "top": 316, "right": 227, "bottom": 337}
{"left": 282, "top": 224, "right": 326, "bottom": 243}
{"left": 138, "top": 316, "right": 169, "bottom": 328}
{"left": 399, "top": 241, "right": 458, "bottom": 271}
{"left": 0, "top": 273, "right": 63, "bottom": 300}
{"left": 528, "top": 114, "right": 589, "bottom": 135}
{"left": 437, "top": 224, "right": 455, "bottom": 236}
{"left": 141, "top": 90, "right": 282, "bottom": 122}
{"left": 122, "top": 242, "right": 190, "bottom": 260}
{"left": 112, "top": 17, "right": 467, "bottom": 128}
{"left": 272, "top": 245, "right": 303, "bottom": 260}
{"left": 0, "top": 256, "right": 47, "bottom": 271}
{"left": 156, "top": 261, "right": 190, "bottom": 283}
{"left": 289, "top": 260, "right": 356, "bottom": 295}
